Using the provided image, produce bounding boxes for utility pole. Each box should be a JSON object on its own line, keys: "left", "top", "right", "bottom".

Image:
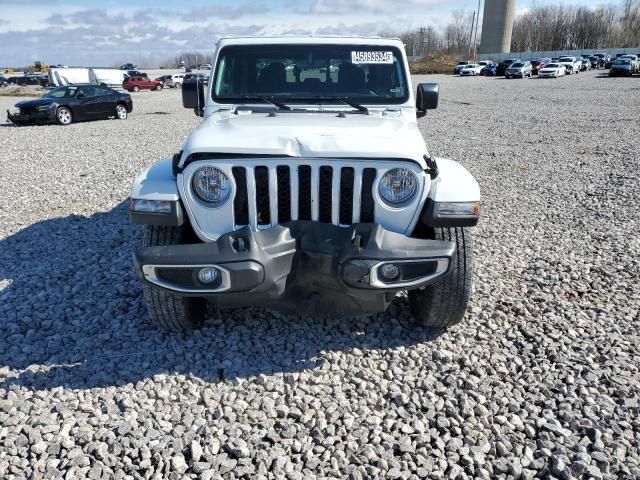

{"left": 468, "top": 11, "right": 476, "bottom": 59}
{"left": 473, "top": 0, "right": 482, "bottom": 60}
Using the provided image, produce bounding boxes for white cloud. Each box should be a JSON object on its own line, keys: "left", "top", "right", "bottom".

{"left": 0, "top": 1, "right": 454, "bottom": 66}
{"left": 309, "top": 0, "right": 442, "bottom": 14}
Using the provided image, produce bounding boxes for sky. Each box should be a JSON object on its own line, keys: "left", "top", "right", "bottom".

{"left": 0, "top": 0, "right": 611, "bottom": 67}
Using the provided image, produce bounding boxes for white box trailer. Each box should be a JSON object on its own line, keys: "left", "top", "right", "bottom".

{"left": 92, "top": 69, "right": 127, "bottom": 88}
{"left": 48, "top": 68, "right": 127, "bottom": 88}
{"left": 48, "top": 67, "right": 92, "bottom": 86}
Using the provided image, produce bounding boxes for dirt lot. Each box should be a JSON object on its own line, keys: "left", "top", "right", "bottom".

{"left": 0, "top": 71, "right": 639, "bottom": 479}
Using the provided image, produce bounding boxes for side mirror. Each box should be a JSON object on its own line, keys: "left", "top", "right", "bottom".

{"left": 77, "top": 92, "right": 85, "bottom": 98}
{"left": 182, "top": 79, "right": 205, "bottom": 116}
{"left": 416, "top": 83, "right": 439, "bottom": 118}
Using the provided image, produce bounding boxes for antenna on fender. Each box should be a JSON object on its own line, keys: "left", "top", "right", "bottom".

{"left": 195, "top": 52, "right": 200, "bottom": 116}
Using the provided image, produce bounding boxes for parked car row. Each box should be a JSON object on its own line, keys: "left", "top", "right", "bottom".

{"left": 153, "top": 73, "right": 208, "bottom": 89}
{"left": 458, "top": 52, "right": 640, "bottom": 79}
{"left": 0, "top": 74, "right": 49, "bottom": 87}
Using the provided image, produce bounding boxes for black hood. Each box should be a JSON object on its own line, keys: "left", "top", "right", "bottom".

{"left": 15, "top": 98, "right": 57, "bottom": 109}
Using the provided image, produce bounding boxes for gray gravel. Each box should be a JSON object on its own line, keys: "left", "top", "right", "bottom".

{"left": 1, "top": 71, "right": 639, "bottom": 479}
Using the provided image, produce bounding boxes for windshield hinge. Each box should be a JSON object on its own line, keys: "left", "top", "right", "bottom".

{"left": 424, "top": 155, "right": 438, "bottom": 180}
{"left": 172, "top": 150, "right": 183, "bottom": 176}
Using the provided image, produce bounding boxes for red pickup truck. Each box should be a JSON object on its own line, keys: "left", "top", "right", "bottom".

{"left": 122, "top": 76, "right": 162, "bottom": 92}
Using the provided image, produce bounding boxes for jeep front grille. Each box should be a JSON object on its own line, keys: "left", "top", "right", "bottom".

{"left": 231, "top": 164, "right": 378, "bottom": 228}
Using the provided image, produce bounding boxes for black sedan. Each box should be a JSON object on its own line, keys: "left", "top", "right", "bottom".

{"left": 608, "top": 59, "right": 634, "bottom": 77}
{"left": 7, "top": 84, "right": 133, "bottom": 126}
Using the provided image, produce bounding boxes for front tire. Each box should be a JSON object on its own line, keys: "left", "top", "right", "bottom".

{"left": 56, "top": 106, "right": 73, "bottom": 125}
{"left": 141, "top": 225, "right": 206, "bottom": 330}
{"left": 408, "top": 227, "right": 473, "bottom": 329}
{"left": 133, "top": 86, "right": 140, "bottom": 92}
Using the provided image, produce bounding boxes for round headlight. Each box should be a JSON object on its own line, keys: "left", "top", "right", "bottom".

{"left": 378, "top": 168, "right": 418, "bottom": 205}
{"left": 192, "top": 166, "right": 231, "bottom": 205}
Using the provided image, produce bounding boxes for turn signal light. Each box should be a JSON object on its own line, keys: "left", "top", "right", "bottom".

{"left": 130, "top": 199, "right": 172, "bottom": 214}
{"left": 436, "top": 201, "right": 480, "bottom": 217}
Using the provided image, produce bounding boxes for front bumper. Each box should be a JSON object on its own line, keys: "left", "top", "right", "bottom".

{"left": 135, "top": 222, "right": 455, "bottom": 316}
{"left": 7, "top": 109, "right": 55, "bottom": 125}
{"left": 609, "top": 69, "right": 632, "bottom": 76}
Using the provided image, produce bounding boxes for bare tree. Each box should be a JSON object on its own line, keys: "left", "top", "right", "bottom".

{"left": 510, "top": 1, "right": 640, "bottom": 52}
{"left": 444, "top": 10, "right": 474, "bottom": 55}
{"left": 620, "top": 0, "right": 640, "bottom": 46}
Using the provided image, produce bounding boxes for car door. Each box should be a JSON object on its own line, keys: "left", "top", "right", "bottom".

{"left": 75, "top": 85, "right": 107, "bottom": 118}
{"left": 93, "top": 86, "right": 117, "bottom": 117}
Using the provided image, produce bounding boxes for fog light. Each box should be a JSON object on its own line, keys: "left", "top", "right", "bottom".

{"left": 379, "top": 263, "right": 400, "bottom": 281}
{"left": 198, "top": 267, "right": 220, "bottom": 284}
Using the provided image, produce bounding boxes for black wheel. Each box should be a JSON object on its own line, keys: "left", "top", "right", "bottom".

{"left": 56, "top": 106, "right": 73, "bottom": 125}
{"left": 408, "top": 227, "right": 473, "bottom": 329}
{"left": 141, "top": 225, "right": 206, "bottom": 330}
{"left": 175, "top": 82, "right": 182, "bottom": 88}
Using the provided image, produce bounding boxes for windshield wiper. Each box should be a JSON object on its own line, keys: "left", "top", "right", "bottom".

{"left": 238, "top": 95, "right": 292, "bottom": 111}
{"left": 283, "top": 96, "right": 369, "bottom": 114}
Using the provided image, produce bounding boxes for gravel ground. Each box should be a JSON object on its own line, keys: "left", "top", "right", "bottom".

{"left": 0, "top": 70, "right": 639, "bottom": 480}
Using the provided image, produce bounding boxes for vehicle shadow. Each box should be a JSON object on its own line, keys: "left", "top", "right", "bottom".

{"left": 0, "top": 202, "right": 443, "bottom": 391}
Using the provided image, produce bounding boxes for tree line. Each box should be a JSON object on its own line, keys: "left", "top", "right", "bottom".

{"left": 396, "top": 0, "right": 640, "bottom": 57}
{"left": 511, "top": 1, "right": 639, "bottom": 51}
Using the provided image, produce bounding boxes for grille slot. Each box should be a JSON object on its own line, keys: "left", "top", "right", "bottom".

{"left": 254, "top": 166, "right": 271, "bottom": 226}
{"left": 298, "top": 165, "right": 312, "bottom": 221}
{"left": 360, "top": 168, "right": 376, "bottom": 222}
{"left": 276, "top": 166, "right": 291, "bottom": 223}
{"left": 339, "top": 167, "right": 355, "bottom": 225}
{"left": 318, "top": 166, "right": 333, "bottom": 223}
{"left": 232, "top": 167, "right": 249, "bottom": 226}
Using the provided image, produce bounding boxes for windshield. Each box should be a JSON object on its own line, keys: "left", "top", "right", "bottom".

{"left": 615, "top": 60, "right": 631, "bottom": 65}
{"left": 44, "top": 86, "right": 79, "bottom": 98}
{"left": 212, "top": 44, "right": 409, "bottom": 105}
{"left": 544, "top": 64, "right": 559, "bottom": 68}
{"left": 559, "top": 58, "right": 573, "bottom": 62}
{"left": 510, "top": 63, "right": 524, "bottom": 68}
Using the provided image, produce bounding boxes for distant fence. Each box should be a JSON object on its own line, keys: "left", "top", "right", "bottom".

{"left": 479, "top": 47, "right": 640, "bottom": 62}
